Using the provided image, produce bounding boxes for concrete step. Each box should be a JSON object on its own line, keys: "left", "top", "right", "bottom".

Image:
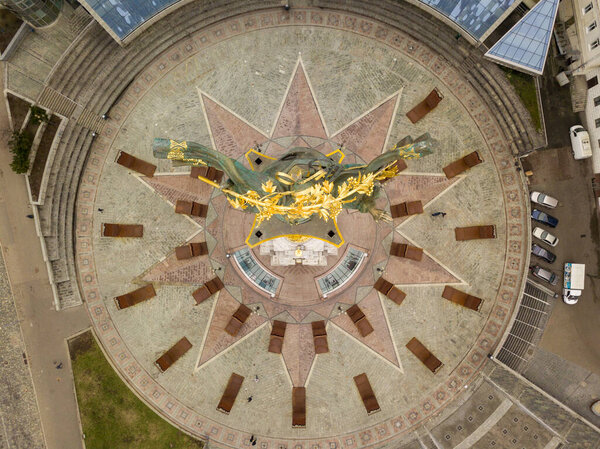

{"left": 68, "top": 6, "right": 92, "bottom": 35}
{"left": 570, "top": 75, "right": 587, "bottom": 113}
{"left": 51, "top": 259, "right": 69, "bottom": 283}
{"left": 56, "top": 280, "right": 81, "bottom": 309}
{"left": 37, "top": 86, "right": 77, "bottom": 118}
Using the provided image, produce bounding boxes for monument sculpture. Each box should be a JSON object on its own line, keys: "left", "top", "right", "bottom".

{"left": 153, "top": 134, "right": 435, "bottom": 246}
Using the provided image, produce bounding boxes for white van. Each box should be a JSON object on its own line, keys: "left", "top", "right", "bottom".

{"left": 570, "top": 125, "right": 592, "bottom": 160}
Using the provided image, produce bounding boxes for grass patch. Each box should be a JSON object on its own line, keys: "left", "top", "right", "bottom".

{"left": 502, "top": 68, "right": 542, "bottom": 131}
{"left": 70, "top": 331, "right": 203, "bottom": 449}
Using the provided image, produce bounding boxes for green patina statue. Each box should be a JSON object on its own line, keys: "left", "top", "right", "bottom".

{"left": 153, "top": 134, "right": 434, "bottom": 226}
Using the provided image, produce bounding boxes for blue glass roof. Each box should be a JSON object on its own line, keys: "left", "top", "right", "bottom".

{"left": 418, "top": 0, "right": 516, "bottom": 39}
{"left": 485, "top": 0, "right": 559, "bottom": 75}
{"left": 84, "top": 0, "right": 181, "bottom": 39}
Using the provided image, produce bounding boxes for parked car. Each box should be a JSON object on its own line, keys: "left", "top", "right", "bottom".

{"left": 531, "top": 243, "right": 556, "bottom": 263}
{"left": 531, "top": 265, "right": 559, "bottom": 286}
{"left": 531, "top": 209, "right": 558, "bottom": 228}
{"left": 533, "top": 227, "right": 559, "bottom": 247}
{"left": 530, "top": 191, "right": 558, "bottom": 209}
{"left": 570, "top": 125, "right": 592, "bottom": 160}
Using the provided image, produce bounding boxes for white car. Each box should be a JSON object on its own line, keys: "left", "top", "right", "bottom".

{"left": 533, "top": 227, "right": 559, "bottom": 247}
{"left": 570, "top": 125, "right": 592, "bottom": 160}
{"left": 530, "top": 191, "right": 558, "bottom": 208}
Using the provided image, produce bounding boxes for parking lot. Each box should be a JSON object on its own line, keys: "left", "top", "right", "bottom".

{"left": 524, "top": 146, "right": 600, "bottom": 375}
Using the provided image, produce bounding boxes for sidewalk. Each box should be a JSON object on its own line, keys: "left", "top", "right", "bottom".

{"left": 0, "top": 62, "right": 89, "bottom": 449}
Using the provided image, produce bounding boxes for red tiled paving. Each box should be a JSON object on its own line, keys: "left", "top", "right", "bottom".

{"left": 281, "top": 323, "right": 317, "bottom": 387}
{"left": 141, "top": 174, "right": 213, "bottom": 225}
{"left": 331, "top": 291, "right": 400, "bottom": 368}
{"left": 386, "top": 233, "right": 460, "bottom": 285}
{"left": 197, "top": 290, "right": 268, "bottom": 367}
{"left": 290, "top": 136, "right": 311, "bottom": 148}
{"left": 272, "top": 63, "right": 328, "bottom": 139}
{"left": 141, "top": 234, "right": 214, "bottom": 284}
{"left": 331, "top": 94, "right": 399, "bottom": 161}
{"left": 385, "top": 174, "right": 460, "bottom": 224}
{"left": 142, "top": 173, "right": 213, "bottom": 202}
{"left": 263, "top": 141, "right": 288, "bottom": 160}
{"left": 201, "top": 93, "right": 269, "bottom": 158}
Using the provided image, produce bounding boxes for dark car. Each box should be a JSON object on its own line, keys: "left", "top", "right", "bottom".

{"left": 531, "top": 265, "right": 559, "bottom": 286}
{"left": 531, "top": 209, "right": 558, "bottom": 228}
{"left": 531, "top": 244, "right": 556, "bottom": 263}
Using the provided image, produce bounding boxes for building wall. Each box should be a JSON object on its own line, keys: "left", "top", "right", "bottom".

{"left": 563, "top": 0, "right": 600, "bottom": 173}
{"left": 0, "top": 0, "right": 63, "bottom": 27}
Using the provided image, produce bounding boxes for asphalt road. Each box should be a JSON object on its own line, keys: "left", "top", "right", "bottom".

{"left": 0, "top": 65, "right": 89, "bottom": 449}
{"left": 524, "top": 146, "right": 600, "bottom": 376}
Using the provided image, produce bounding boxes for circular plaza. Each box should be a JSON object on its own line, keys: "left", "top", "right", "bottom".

{"left": 73, "top": 6, "right": 530, "bottom": 449}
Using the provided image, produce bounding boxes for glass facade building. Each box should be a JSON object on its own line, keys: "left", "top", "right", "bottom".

{"left": 485, "top": 0, "right": 559, "bottom": 75}
{"left": 418, "top": 0, "right": 516, "bottom": 39}
{"left": 82, "top": 0, "right": 181, "bottom": 39}
{"left": 0, "top": 0, "right": 63, "bottom": 27}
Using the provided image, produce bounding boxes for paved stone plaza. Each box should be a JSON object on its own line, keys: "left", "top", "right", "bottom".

{"left": 74, "top": 9, "right": 532, "bottom": 448}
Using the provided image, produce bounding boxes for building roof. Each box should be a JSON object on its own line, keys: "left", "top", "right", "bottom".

{"left": 484, "top": 0, "right": 559, "bottom": 75}
{"left": 418, "top": 0, "right": 516, "bottom": 39}
{"left": 82, "top": 0, "right": 181, "bottom": 40}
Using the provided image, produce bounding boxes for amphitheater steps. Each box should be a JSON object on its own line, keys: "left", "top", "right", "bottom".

{"left": 26, "top": 0, "right": 539, "bottom": 313}
{"left": 68, "top": 6, "right": 93, "bottom": 36}
{"left": 37, "top": 86, "right": 77, "bottom": 118}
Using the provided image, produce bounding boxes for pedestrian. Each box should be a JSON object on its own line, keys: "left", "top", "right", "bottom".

{"left": 56, "top": 362, "right": 63, "bottom": 369}
{"left": 26, "top": 214, "right": 33, "bottom": 219}
{"left": 247, "top": 396, "right": 253, "bottom": 402}
{"left": 97, "top": 208, "right": 104, "bottom": 213}
{"left": 431, "top": 212, "right": 441, "bottom": 217}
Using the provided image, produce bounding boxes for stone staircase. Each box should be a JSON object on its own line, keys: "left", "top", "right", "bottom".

{"left": 570, "top": 74, "right": 588, "bottom": 112}
{"left": 6, "top": 0, "right": 540, "bottom": 310}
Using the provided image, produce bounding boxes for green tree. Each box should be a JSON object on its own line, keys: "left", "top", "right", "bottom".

{"left": 8, "top": 130, "right": 32, "bottom": 174}
{"left": 29, "top": 105, "right": 49, "bottom": 125}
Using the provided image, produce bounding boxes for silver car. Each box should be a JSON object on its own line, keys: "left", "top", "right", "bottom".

{"left": 530, "top": 191, "right": 558, "bottom": 209}
{"left": 531, "top": 265, "right": 558, "bottom": 286}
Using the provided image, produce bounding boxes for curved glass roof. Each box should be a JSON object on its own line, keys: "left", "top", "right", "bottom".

{"left": 83, "top": 0, "right": 181, "bottom": 39}
{"left": 484, "top": 0, "right": 559, "bottom": 75}
{"left": 418, "top": 0, "right": 516, "bottom": 39}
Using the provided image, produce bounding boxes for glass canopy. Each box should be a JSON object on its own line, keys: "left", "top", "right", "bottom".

{"left": 484, "top": 0, "right": 560, "bottom": 75}
{"left": 418, "top": 0, "right": 516, "bottom": 39}
{"left": 83, "top": 0, "right": 181, "bottom": 39}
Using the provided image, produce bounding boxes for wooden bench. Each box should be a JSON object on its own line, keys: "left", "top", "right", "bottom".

{"left": 115, "top": 151, "right": 156, "bottom": 177}
{"left": 379, "top": 159, "right": 408, "bottom": 184}
{"left": 292, "top": 387, "right": 306, "bottom": 427}
{"left": 390, "top": 242, "right": 423, "bottom": 261}
{"left": 192, "top": 277, "right": 224, "bottom": 304}
{"left": 191, "top": 165, "right": 224, "bottom": 184}
{"left": 217, "top": 373, "right": 244, "bottom": 414}
{"left": 454, "top": 225, "right": 496, "bottom": 241}
{"left": 442, "top": 286, "right": 482, "bottom": 311}
{"left": 373, "top": 277, "right": 406, "bottom": 305}
{"left": 406, "top": 88, "right": 443, "bottom": 124}
{"left": 175, "top": 242, "right": 208, "bottom": 260}
{"left": 114, "top": 284, "right": 156, "bottom": 309}
{"left": 354, "top": 373, "right": 380, "bottom": 414}
{"left": 155, "top": 337, "right": 192, "bottom": 372}
{"left": 390, "top": 201, "right": 423, "bottom": 219}
{"left": 225, "top": 304, "right": 252, "bottom": 336}
{"left": 175, "top": 200, "right": 208, "bottom": 218}
{"left": 443, "top": 151, "right": 483, "bottom": 179}
{"left": 312, "top": 320, "right": 329, "bottom": 354}
{"left": 406, "top": 337, "right": 442, "bottom": 374}
{"left": 347, "top": 304, "right": 374, "bottom": 337}
{"left": 102, "top": 223, "right": 143, "bottom": 237}
{"left": 268, "top": 320, "right": 287, "bottom": 354}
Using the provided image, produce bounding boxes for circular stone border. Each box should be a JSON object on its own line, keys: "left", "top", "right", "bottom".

{"left": 74, "top": 7, "right": 530, "bottom": 448}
